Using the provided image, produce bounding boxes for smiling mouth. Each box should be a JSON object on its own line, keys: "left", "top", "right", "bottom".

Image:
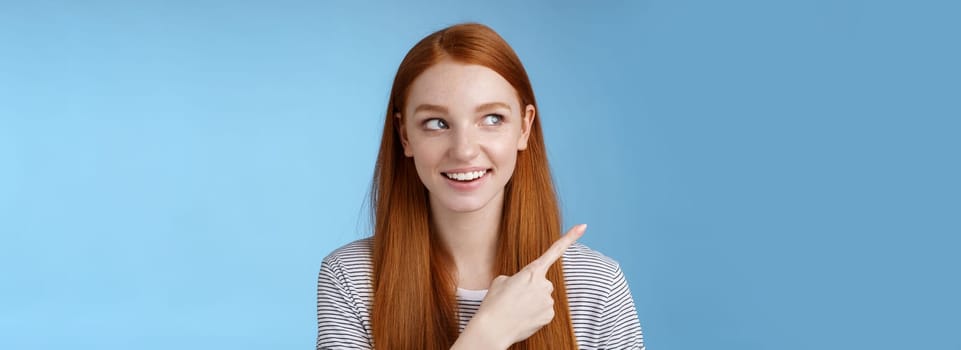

{"left": 442, "top": 169, "right": 491, "bottom": 182}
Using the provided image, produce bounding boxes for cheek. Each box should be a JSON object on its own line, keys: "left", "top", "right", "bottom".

{"left": 486, "top": 138, "right": 520, "bottom": 168}
{"left": 409, "top": 143, "right": 443, "bottom": 178}
{"left": 407, "top": 136, "right": 440, "bottom": 159}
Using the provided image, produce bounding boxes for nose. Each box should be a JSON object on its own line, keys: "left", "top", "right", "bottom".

{"left": 449, "top": 128, "right": 480, "bottom": 161}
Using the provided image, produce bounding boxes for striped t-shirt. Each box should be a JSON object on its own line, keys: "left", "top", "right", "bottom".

{"left": 317, "top": 238, "right": 645, "bottom": 349}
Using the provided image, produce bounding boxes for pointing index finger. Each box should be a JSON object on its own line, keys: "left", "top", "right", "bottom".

{"left": 526, "top": 224, "right": 587, "bottom": 276}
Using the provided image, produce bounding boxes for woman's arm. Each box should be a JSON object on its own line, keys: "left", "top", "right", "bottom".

{"left": 453, "top": 225, "right": 588, "bottom": 350}
{"left": 316, "top": 257, "right": 372, "bottom": 350}
{"left": 601, "top": 265, "right": 646, "bottom": 349}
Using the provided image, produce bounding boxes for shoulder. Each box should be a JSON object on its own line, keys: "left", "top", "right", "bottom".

{"left": 561, "top": 241, "right": 628, "bottom": 300}
{"left": 562, "top": 242, "right": 644, "bottom": 349}
{"left": 562, "top": 241, "right": 623, "bottom": 278}
{"left": 319, "top": 237, "right": 374, "bottom": 282}
{"left": 316, "top": 238, "right": 376, "bottom": 348}
{"left": 323, "top": 237, "right": 374, "bottom": 263}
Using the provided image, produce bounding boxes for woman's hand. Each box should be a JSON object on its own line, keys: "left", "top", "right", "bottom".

{"left": 455, "top": 224, "right": 587, "bottom": 350}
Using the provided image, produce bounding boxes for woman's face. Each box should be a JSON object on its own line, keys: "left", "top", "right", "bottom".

{"left": 397, "top": 59, "right": 535, "bottom": 214}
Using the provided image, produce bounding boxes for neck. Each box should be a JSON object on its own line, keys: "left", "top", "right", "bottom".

{"left": 429, "top": 192, "right": 504, "bottom": 290}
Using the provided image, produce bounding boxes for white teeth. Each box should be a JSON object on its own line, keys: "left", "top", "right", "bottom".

{"left": 445, "top": 169, "right": 487, "bottom": 181}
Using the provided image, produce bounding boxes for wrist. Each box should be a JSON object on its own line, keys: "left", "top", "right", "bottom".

{"left": 457, "top": 314, "right": 508, "bottom": 350}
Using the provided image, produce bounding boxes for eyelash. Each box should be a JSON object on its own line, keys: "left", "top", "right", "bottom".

{"left": 423, "top": 114, "right": 504, "bottom": 130}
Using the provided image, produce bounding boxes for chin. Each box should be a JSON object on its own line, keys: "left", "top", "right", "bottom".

{"left": 437, "top": 198, "right": 490, "bottom": 213}
{"left": 427, "top": 182, "right": 507, "bottom": 214}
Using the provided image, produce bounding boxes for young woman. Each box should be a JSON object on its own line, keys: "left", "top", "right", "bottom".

{"left": 317, "top": 23, "right": 645, "bottom": 349}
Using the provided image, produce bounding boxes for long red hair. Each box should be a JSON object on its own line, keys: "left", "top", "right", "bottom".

{"left": 370, "top": 23, "right": 578, "bottom": 349}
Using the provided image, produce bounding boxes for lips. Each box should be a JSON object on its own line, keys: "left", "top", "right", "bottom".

{"left": 444, "top": 169, "right": 488, "bottom": 181}
{"left": 441, "top": 168, "right": 492, "bottom": 190}
{"left": 442, "top": 166, "right": 490, "bottom": 174}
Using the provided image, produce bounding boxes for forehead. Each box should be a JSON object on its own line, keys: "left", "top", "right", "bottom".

{"left": 406, "top": 60, "right": 519, "bottom": 113}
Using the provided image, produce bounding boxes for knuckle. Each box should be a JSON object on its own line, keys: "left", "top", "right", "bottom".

{"left": 545, "top": 309, "right": 555, "bottom": 321}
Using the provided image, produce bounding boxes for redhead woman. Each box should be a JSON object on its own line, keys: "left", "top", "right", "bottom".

{"left": 317, "top": 23, "right": 645, "bottom": 349}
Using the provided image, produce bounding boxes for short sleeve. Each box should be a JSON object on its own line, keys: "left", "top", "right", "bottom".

{"left": 316, "top": 256, "right": 373, "bottom": 349}
{"left": 601, "top": 265, "right": 646, "bottom": 349}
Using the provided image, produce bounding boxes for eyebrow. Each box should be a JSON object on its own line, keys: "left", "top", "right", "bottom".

{"left": 412, "top": 102, "right": 511, "bottom": 115}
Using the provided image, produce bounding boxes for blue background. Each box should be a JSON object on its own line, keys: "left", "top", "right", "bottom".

{"left": 2, "top": 0, "right": 958, "bottom": 349}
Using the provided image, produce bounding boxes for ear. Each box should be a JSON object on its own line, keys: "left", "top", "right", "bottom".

{"left": 395, "top": 112, "right": 413, "bottom": 157}
{"left": 517, "top": 104, "right": 536, "bottom": 151}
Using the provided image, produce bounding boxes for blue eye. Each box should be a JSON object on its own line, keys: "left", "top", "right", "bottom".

{"left": 482, "top": 114, "right": 504, "bottom": 125}
{"left": 424, "top": 118, "right": 447, "bottom": 130}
